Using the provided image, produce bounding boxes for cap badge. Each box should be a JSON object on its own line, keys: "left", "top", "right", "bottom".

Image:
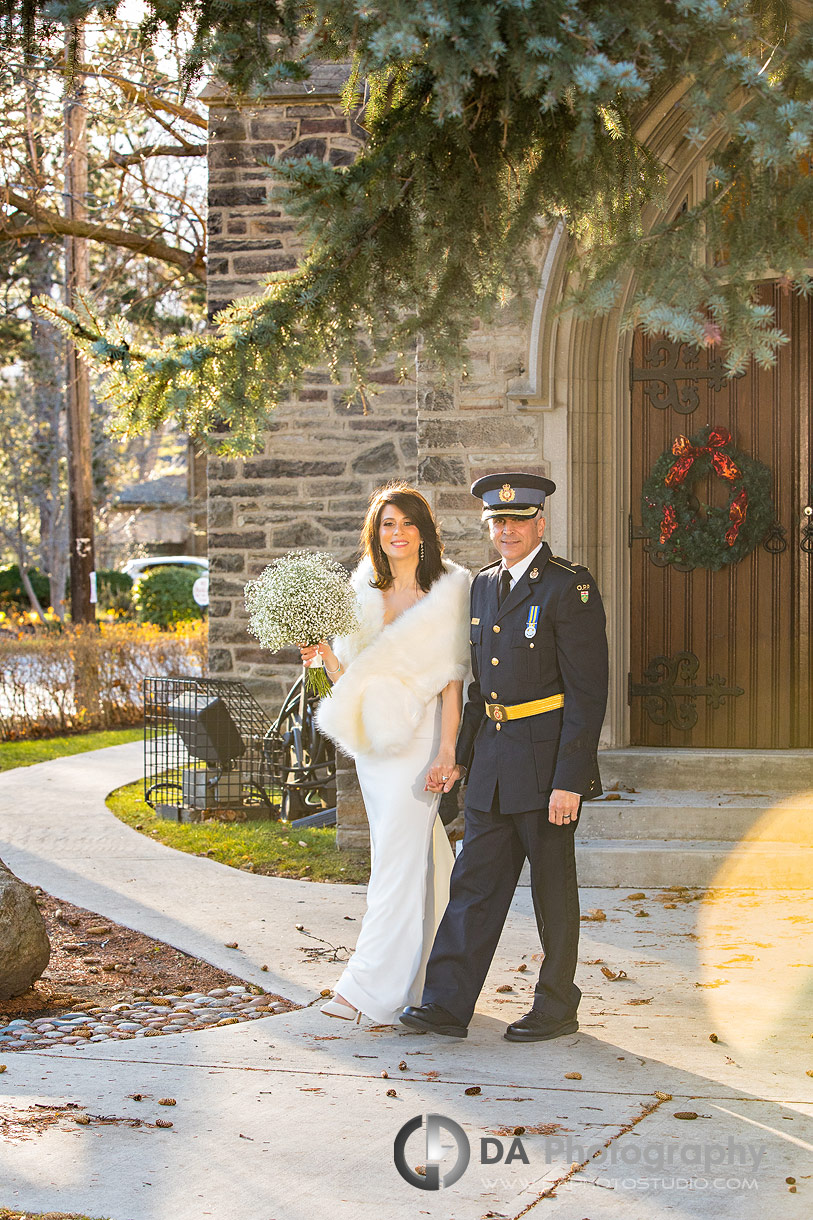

{"left": 498, "top": 483, "right": 515, "bottom": 502}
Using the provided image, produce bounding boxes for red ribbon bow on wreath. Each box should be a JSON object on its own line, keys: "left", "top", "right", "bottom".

{"left": 665, "top": 428, "right": 741, "bottom": 486}
{"left": 659, "top": 427, "right": 748, "bottom": 547}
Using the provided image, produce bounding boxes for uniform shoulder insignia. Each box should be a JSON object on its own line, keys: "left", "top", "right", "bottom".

{"left": 549, "top": 555, "right": 576, "bottom": 572}
{"left": 479, "top": 558, "right": 502, "bottom": 573}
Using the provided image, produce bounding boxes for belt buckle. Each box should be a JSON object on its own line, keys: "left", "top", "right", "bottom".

{"left": 488, "top": 703, "right": 507, "bottom": 722}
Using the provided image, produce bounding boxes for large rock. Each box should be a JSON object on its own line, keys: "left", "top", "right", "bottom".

{"left": 0, "top": 858, "right": 50, "bottom": 999}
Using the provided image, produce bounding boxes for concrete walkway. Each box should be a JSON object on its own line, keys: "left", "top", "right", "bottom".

{"left": 0, "top": 744, "right": 811, "bottom": 1220}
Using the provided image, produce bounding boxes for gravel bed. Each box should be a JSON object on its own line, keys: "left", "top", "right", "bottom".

{"left": 0, "top": 986, "right": 289, "bottom": 1051}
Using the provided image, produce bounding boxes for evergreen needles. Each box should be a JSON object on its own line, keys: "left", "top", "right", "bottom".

{"left": 18, "top": 0, "right": 813, "bottom": 451}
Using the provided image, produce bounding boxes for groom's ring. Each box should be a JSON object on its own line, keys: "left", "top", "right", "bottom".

{"left": 442, "top": 775, "right": 449, "bottom": 781}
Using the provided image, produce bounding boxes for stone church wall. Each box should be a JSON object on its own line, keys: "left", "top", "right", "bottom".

{"left": 203, "top": 73, "right": 568, "bottom": 843}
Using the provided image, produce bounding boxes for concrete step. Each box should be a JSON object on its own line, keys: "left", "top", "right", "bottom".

{"left": 576, "top": 839, "right": 813, "bottom": 888}
{"left": 599, "top": 747, "right": 813, "bottom": 792}
{"left": 517, "top": 839, "right": 813, "bottom": 889}
{"left": 580, "top": 789, "right": 813, "bottom": 843}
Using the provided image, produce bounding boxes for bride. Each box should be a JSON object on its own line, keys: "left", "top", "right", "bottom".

{"left": 300, "top": 483, "right": 470, "bottom": 1025}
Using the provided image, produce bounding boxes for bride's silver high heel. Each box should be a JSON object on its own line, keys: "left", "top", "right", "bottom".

{"left": 321, "top": 996, "right": 362, "bottom": 1023}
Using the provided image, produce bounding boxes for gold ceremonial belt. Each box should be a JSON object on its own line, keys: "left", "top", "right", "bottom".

{"left": 485, "top": 693, "right": 565, "bottom": 723}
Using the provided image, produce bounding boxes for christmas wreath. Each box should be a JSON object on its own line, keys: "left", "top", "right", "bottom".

{"left": 641, "top": 426, "right": 774, "bottom": 570}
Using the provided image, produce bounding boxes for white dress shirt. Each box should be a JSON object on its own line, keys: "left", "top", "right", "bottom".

{"left": 503, "top": 541, "right": 546, "bottom": 591}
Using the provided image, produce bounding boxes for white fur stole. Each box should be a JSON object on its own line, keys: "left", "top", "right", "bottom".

{"left": 315, "top": 557, "right": 471, "bottom": 758}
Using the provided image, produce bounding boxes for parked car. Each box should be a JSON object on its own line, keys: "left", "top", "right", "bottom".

{"left": 121, "top": 555, "right": 209, "bottom": 580}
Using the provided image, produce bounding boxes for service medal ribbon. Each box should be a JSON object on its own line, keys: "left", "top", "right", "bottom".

{"left": 525, "top": 605, "right": 539, "bottom": 638}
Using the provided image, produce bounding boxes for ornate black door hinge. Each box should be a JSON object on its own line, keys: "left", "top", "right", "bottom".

{"left": 630, "top": 340, "right": 741, "bottom": 415}
{"left": 628, "top": 651, "right": 744, "bottom": 730}
{"left": 628, "top": 515, "right": 695, "bottom": 571}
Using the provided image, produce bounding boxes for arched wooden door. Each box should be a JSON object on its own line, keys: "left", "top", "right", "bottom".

{"left": 628, "top": 282, "right": 813, "bottom": 748}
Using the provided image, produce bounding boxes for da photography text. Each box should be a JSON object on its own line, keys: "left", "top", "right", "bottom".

{"left": 394, "top": 1114, "right": 767, "bottom": 1192}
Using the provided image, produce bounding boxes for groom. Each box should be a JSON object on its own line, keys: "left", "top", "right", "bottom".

{"left": 400, "top": 472, "right": 608, "bottom": 1041}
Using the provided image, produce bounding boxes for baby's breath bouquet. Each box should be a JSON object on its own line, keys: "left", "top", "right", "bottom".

{"left": 244, "top": 550, "right": 359, "bottom": 697}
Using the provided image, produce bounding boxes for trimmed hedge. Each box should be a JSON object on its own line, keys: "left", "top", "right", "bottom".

{"left": 0, "top": 564, "right": 50, "bottom": 611}
{"left": 96, "top": 568, "right": 134, "bottom": 616}
{"left": 133, "top": 565, "right": 205, "bottom": 627}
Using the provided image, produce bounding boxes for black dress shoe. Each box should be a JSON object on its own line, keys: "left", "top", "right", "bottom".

{"left": 399, "top": 1004, "right": 468, "bottom": 1038}
{"left": 503, "top": 1011, "right": 579, "bottom": 1042}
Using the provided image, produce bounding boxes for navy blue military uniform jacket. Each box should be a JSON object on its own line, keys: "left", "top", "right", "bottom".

{"left": 455, "top": 541, "right": 609, "bottom": 816}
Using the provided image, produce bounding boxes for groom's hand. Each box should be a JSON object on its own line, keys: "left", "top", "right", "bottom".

{"left": 548, "top": 788, "right": 580, "bottom": 825}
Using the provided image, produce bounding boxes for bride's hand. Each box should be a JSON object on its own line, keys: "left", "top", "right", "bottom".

{"left": 298, "top": 641, "right": 327, "bottom": 666}
{"left": 425, "top": 755, "right": 461, "bottom": 794}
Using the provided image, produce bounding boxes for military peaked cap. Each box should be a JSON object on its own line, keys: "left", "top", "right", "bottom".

{"left": 471, "top": 471, "right": 556, "bottom": 520}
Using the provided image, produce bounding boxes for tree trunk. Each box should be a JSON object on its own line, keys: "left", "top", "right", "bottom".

{"left": 28, "top": 240, "right": 68, "bottom": 620}
{"left": 24, "top": 58, "right": 69, "bottom": 620}
{"left": 63, "top": 20, "right": 96, "bottom": 627}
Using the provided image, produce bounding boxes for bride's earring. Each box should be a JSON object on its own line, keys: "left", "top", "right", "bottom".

{"left": 419, "top": 540, "right": 425, "bottom": 561}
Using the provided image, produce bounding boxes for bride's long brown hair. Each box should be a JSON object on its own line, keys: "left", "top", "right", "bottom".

{"left": 361, "top": 483, "right": 445, "bottom": 592}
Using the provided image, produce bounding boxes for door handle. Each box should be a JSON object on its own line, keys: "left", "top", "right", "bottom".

{"left": 801, "top": 505, "right": 813, "bottom": 554}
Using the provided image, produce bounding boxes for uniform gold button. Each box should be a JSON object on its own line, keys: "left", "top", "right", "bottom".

{"left": 495, "top": 722, "right": 501, "bottom": 731}
{"left": 529, "top": 642, "right": 534, "bottom": 649}
{"left": 492, "top": 624, "right": 500, "bottom": 633}
{"left": 491, "top": 657, "right": 499, "bottom": 666}
{"left": 491, "top": 692, "right": 498, "bottom": 699}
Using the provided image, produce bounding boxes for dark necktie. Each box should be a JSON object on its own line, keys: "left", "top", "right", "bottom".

{"left": 498, "top": 567, "right": 511, "bottom": 607}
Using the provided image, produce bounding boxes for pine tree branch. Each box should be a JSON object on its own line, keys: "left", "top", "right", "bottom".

{"left": 0, "top": 189, "right": 206, "bottom": 280}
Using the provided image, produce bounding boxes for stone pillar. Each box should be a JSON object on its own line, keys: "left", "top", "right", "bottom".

{"left": 201, "top": 68, "right": 416, "bottom": 847}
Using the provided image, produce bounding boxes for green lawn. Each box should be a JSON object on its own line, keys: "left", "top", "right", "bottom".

{"left": 0, "top": 727, "right": 142, "bottom": 771}
{"left": 107, "top": 779, "right": 370, "bottom": 885}
{"left": 0, "top": 1211, "right": 107, "bottom": 1220}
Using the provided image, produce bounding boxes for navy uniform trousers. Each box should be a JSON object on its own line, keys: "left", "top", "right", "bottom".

{"left": 422, "top": 790, "right": 581, "bottom": 1023}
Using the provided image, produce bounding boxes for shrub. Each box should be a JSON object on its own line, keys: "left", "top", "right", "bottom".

{"left": 96, "top": 569, "right": 134, "bottom": 617}
{"left": 133, "top": 565, "right": 205, "bottom": 628}
{"left": 0, "top": 564, "right": 51, "bottom": 611}
{"left": 0, "top": 620, "right": 207, "bottom": 739}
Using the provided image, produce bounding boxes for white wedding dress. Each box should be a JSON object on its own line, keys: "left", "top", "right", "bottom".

{"left": 334, "top": 696, "right": 455, "bottom": 1024}
{"left": 315, "top": 557, "right": 471, "bottom": 1025}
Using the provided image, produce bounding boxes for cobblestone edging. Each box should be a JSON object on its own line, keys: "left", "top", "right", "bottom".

{"left": 0, "top": 986, "right": 291, "bottom": 1051}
